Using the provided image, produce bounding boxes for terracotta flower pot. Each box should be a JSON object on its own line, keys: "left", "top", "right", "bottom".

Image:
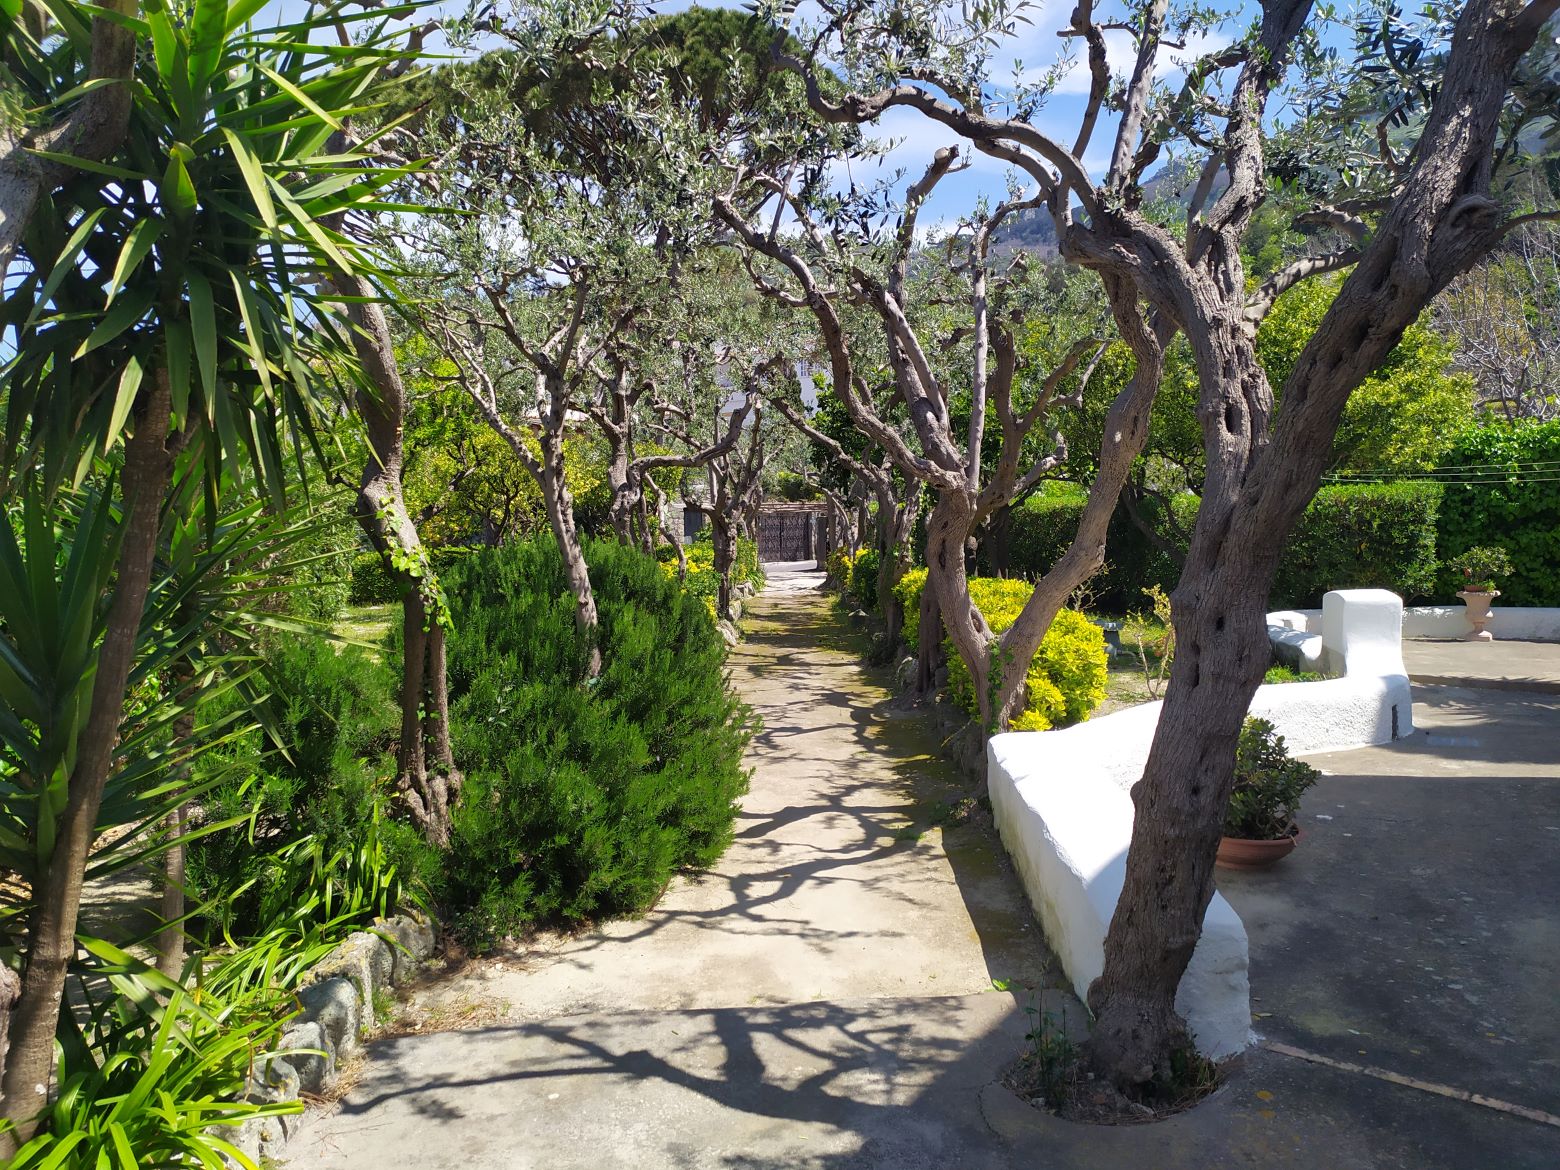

{"left": 1216, "top": 832, "right": 1298, "bottom": 871}
{"left": 1457, "top": 589, "right": 1499, "bottom": 642}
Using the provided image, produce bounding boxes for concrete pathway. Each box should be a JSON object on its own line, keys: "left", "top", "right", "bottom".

{"left": 1219, "top": 682, "right": 1560, "bottom": 1167}
{"left": 283, "top": 564, "right": 1069, "bottom": 1169}
{"left": 282, "top": 576, "right": 1560, "bottom": 1169}
{"left": 1403, "top": 637, "right": 1560, "bottom": 694}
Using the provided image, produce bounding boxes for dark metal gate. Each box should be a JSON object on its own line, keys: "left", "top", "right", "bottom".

{"left": 757, "top": 505, "right": 822, "bottom": 562}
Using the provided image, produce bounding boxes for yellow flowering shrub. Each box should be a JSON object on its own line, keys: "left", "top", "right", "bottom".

{"left": 894, "top": 571, "right": 1107, "bottom": 730}
{"left": 825, "top": 546, "right": 859, "bottom": 587}
{"left": 654, "top": 536, "right": 760, "bottom": 623}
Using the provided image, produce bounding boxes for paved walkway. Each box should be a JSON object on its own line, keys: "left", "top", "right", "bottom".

{"left": 1220, "top": 683, "right": 1560, "bottom": 1169}
{"left": 282, "top": 575, "right": 1560, "bottom": 1169}
{"left": 282, "top": 565, "right": 1069, "bottom": 1169}
{"left": 1404, "top": 637, "right": 1560, "bottom": 693}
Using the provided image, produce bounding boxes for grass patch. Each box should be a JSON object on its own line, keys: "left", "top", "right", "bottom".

{"left": 333, "top": 603, "right": 397, "bottom": 651}
{"left": 1263, "top": 665, "right": 1326, "bottom": 684}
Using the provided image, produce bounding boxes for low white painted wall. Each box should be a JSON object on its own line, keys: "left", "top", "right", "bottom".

{"left": 1401, "top": 604, "right": 1560, "bottom": 642}
{"left": 988, "top": 589, "right": 1413, "bottom": 1060}
{"left": 1267, "top": 603, "right": 1560, "bottom": 645}
{"left": 987, "top": 717, "right": 1254, "bottom": 1060}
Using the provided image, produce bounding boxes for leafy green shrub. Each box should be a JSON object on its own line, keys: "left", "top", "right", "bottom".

{"left": 849, "top": 547, "right": 881, "bottom": 611}
{"left": 699, "top": 533, "right": 762, "bottom": 591}
{"left": 826, "top": 545, "right": 859, "bottom": 589}
{"left": 895, "top": 572, "right": 1107, "bottom": 731}
{"left": 438, "top": 537, "right": 752, "bottom": 948}
{"left": 266, "top": 506, "right": 356, "bottom": 623}
{"left": 661, "top": 533, "right": 763, "bottom": 617}
{"left": 990, "top": 486, "right": 1181, "bottom": 613}
{"left": 1224, "top": 717, "right": 1320, "bottom": 840}
{"left": 1435, "top": 421, "right": 1560, "bottom": 605}
{"left": 348, "top": 549, "right": 397, "bottom": 604}
{"left": 1002, "top": 486, "right": 1086, "bottom": 578}
{"left": 348, "top": 544, "right": 481, "bottom": 605}
{"left": 1446, "top": 545, "right": 1512, "bottom": 593}
{"left": 186, "top": 635, "right": 432, "bottom": 939}
{"left": 1270, "top": 480, "right": 1443, "bottom": 606}
{"left": 896, "top": 567, "right": 929, "bottom": 642}
{"left": 774, "top": 471, "right": 823, "bottom": 501}
{"left": 733, "top": 534, "right": 762, "bottom": 589}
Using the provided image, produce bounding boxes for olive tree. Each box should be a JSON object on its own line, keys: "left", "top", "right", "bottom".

{"left": 717, "top": 160, "right": 1121, "bottom": 728}
{"left": 394, "top": 3, "right": 838, "bottom": 669}
{"left": 768, "top": 0, "right": 1560, "bottom": 1087}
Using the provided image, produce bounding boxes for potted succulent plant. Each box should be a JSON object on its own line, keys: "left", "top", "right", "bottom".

{"left": 1447, "top": 546, "right": 1512, "bottom": 641}
{"left": 1216, "top": 717, "right": 1321, "bottom": 871}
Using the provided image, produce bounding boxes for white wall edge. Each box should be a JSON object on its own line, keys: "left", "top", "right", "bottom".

{"left": 988, "top": 589, "right": 1412, "bottom": 1061}
{"left": 1265, "top": 604, "right": 1560, "bottom": 644}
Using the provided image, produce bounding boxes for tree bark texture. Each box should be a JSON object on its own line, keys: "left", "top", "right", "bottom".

{"left": 343, "top": 292, "right": 460, "bottom": 844}
{"left": 153, "top": 696, "right": 192, "bottom": 979}
{"left": 0, "top": 0, "right": 137, "bottom": 281}
{"left": 914, "top": 577, "right": 943, "bottom": 698}
{"left": 923, "top": 492, "right": 996, "bottom": 723}
{"left": 0, "top": 370, "right": 174, "bottom": 1143}
{"left": 1088, "top": 0, "right": 1556, "bottom": 1088}
{"left": 536, "top": 423, "right": 603, "bottom": 676}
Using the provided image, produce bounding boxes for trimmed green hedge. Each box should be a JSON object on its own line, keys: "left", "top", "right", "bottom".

{"left": 985, "top": 487, "right": 1180, "bottom": 612}
{"left": 1271, "top": 480, "right": 1443, "bottom": 607}
{"left": 1435, "top": 421, "right": 1560, "bottom": 606}
{"left": 995, "top": 481, "right": 1445, "bottom": 610}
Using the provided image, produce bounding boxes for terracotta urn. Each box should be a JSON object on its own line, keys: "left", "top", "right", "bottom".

{"left": 1216, "top": 832, "right": 1298, "bottom": 871}
{"left": 1457, "top": 589, "right": 1499, "bottom": 642}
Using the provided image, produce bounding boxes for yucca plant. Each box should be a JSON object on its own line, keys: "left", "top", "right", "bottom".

{"left": 0, "top": 462, "right": 374, "bottom": 1155}
{"left": 7, "top": 938, "right": 303, "bottom": 1170}
{"left": 0, "top": 0, "right": 425, "bottom": 1141}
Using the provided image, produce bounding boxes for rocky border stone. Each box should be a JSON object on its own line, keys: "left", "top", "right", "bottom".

{"left": 219, "top": 911, "right": 436, "bottom": 1167}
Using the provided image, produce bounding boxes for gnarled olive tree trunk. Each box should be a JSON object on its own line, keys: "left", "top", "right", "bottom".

{"left": 1087, "top": 0, "right": 1557, "bottom": 1086}
{"left": 535, "top": 420, "right": 601, "bottom": 667}
{"left": 343, "top": 291, "right": 461, "bottom": 845}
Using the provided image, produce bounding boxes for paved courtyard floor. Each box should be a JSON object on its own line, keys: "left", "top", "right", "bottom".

{"left": 1403, "top": 637, "right": 1560, "bottom": 693}
{"left": 282, "top": 573, "right": 1560, "bottom": 1169}
{"left": 1222, "top": 681, "right": 1560, "bottom": 1166}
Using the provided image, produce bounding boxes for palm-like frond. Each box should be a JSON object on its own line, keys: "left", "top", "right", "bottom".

{"left": 1, "top": 0, "right": 424, "bottom": 501}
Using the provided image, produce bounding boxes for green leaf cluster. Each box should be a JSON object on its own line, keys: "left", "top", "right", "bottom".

{"left": 895, "top": 570, "right": 1108, "bottom": 732}
{"left": 848, "top": 546, "right": 882, "bottom": 612}
{"left": 1272, "top": 480, "right": 1444, "bottom": 606}
{"left": 1435, "top": 420, "right": 1560, "bottom": 605}
{"left": 435, "top": 537, "right": 754, "bottom": 949}
{"left": 184, "top": 633, "right": 429, "bottom": 940}
{"left": 1223, "top": 717, "right": 1320, "bottom": 842}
